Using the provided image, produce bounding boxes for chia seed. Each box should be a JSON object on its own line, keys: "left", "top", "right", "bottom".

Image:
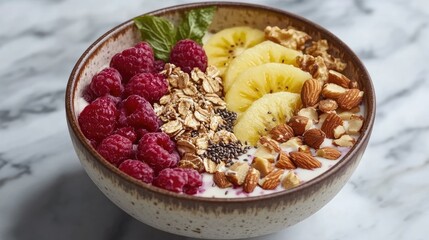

{"left": 203, "top": 141, "right": 249, "bottom": 164}
{"left": 215, "top": 108, "right": 237, "bottom": 132}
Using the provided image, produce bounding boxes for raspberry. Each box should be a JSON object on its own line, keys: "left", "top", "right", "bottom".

{"left": 135, "top": 128, "right": 149, "bottom": 142}
{"left": 78, "top": 96, "right": 118, "bottom": 143}
{"left": 169, "top": 39, "right": 207, "bottom": 74}
{"left": 110, "top": 42, "right": 155, "bottom": 82}
{"left": 119, "top": 95, "right": 159, "bottom": 131}
{"left": 82, "top": 87, "right": 96, "bottom": 103}
{"left": 154, "top": 60, "right": 165, "bottom": 72}
{"left": 139, "top": 131, "right": 175, "bottom": 152}
{"left": 137, "top": 132, "right": 179, "bottom": 172}
{"left": 154, "top": 168, "right": 186, "bottom": 193}
{"left": 119, "top": 159, "right": 154, "bottom": 183}
{"left": 89, "top": 67, "right": 123, "bottom": 98}
{"left": 125, "top": 73, "right": 168, "bottom": 104}
{"left": 97, "top": 134, "right": 133, "bottom": 166}
{"left": 114, "top": 127, "right": 137, "bottom": 143}
{"left": 135, "top": 42, "right": 154, "bottom": 56}
{"left": 182, "top": 168, "right": 203, "bottom": 195}
{"left": 154, "top": 168, "right": 202, "bottom": 194}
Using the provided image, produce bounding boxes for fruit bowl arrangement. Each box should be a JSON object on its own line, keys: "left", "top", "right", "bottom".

{"left": 66, "top": 2, "right": 375, "bottom": 239}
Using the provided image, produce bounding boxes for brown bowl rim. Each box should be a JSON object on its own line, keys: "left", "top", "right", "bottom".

{"left": 65, "top": 1, "right": 376, "bottom": 203}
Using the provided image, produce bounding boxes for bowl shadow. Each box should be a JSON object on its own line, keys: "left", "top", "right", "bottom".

{"left": 8, "top": 167, "right": 290, "bottom": 240}
{"left": 8, "top": 168, "right": 185, "bottom": 240}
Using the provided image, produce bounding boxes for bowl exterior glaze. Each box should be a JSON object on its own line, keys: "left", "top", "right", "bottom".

{"left": 66, "top": 2, "right": 375, "bottom": 239}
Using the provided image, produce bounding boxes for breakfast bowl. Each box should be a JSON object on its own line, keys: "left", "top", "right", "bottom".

{"left": 65, "top": 2, "right": 375, "bottom": 239}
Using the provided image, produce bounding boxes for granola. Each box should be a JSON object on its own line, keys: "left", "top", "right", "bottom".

{"left": 156, "top": 64, "right": 248, "bottom": 172}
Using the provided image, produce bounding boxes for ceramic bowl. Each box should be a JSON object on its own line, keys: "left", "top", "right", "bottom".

{"left": 66, "top": 2, "right": 375, "bottom": 239}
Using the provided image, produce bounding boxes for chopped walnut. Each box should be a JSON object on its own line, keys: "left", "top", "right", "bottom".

{"left": 297, "top": 55, "right": 329, "bottom": 82}
{"left": 305, "top": 39, "right": 346, "bottom": 72}
{"left": 264, "top": 26, "right": 311, "bottom": 50}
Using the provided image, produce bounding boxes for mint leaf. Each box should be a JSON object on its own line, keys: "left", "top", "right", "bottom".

{"left": 133, "top": 7, "right": 216, "bottom": 61}
{"left": 176, "top": 6, "right": 216, "bottom": 45}
{"left": 134, "top": 15, "right": 176, "bottom": 61}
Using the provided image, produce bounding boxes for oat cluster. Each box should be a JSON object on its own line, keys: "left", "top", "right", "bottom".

{"left": 155, "top": 64, "right": 248, "bottom": 173}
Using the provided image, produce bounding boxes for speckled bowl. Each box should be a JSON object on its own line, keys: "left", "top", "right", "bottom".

{"left": 66, "top": 2, "right": 375, "bottom": 239}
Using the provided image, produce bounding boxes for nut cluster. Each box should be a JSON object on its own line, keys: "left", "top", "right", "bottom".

{"left": 264, "top": 26, "right": 311, "bottom": 50}
{"left": 211, "top": 33, "right": 365, "bottom": 193}
{"left": 305, "top": 39, "right": 347, "bottom": 72}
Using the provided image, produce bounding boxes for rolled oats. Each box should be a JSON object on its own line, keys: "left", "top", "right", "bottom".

{"left": 157, "top": 64, "right": 246, "bottom": 167}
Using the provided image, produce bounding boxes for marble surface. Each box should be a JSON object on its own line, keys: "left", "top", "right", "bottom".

{"left": 1, "top": 0, "right": 428, "bottom": 239}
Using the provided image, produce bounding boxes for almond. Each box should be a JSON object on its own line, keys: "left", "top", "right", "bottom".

{"left": 297, "top": 107, "right": 319, "bottom": 123}
{"left": 316, "top": 147, "right": 342, "bottom": 160}
{"left": 336, "top": 106, "right": 361, "bottom": 120}
{"left": 213, "top": 171, "right": 232, "bottom": 188}
{"left": 203, "top": 158, "right": 218, "bottom": 173}
{"left": 280, "top": 137, "right": 303, "bottom": 150}
{"left": 347, "top": 115, "right": 364, "bottom": 134}
{"left": 282, "top": 171, "right": 301, "bottom": 189}
{"left": 298, "top": 145, "right": 311, "bottom": 154}
{"left": 328, "top": 70, "right": 351, "bottom": 88}
{"left": 259, "top": 169, "right": 284, "bottom": 190}
{"left": 318, "top": 99, "right": 338, "bottom": 113}
{"left": 333, "top": 125, "right": 346, "bottom": 139}
{"left": 258, "top": 136, "right": 281, "bottom": 153}
{"left": 269, "top": 123, "right": 294, "bottom": 142}
{"left": 252, "top": 157, "right": 274, "bottom": 177}
{"left": 333, "top": 134, "right": 356, "bottom": 147}
{"left": 289, "top": 151, "right": 321, "bottom": 169}
{"left": 275, "top": 151, "right": 296, "bottom": 169}
{"left": 337, "top": 89, "right": 363, "bottom": 110}
{"left": 301, "top": 79, "right": 322, "bottom": 107}
{"left": 337, "top": 111, "right": 354, "bottom": 120}
{"left": 322, "top": 83, "right": 347, "bottom": 99}
{"left": 288, "top": 116, "right": 311, "bottom": 136}
{"left": 321, "top": 113, "right": 343, "bottom": 139}
{"left": 349, "top": 81, "right": 359, "bottom": 89}
{"left": 243, "top": 168, "right": 260, "bottom": 193}
{"left": 318, "top": 112, "right": 329, "bottom": 125}
{"left": 225, "top": 162, "right": 250, "bottom": 186}
{"left": 303, "top": 128, "right": 326, "bottom": 149}
{"left": 254, "top": 146, "right": 277, "bottom": 162}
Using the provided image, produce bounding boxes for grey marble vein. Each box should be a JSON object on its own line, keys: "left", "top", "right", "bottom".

{"left": 0, "top": 0, "right": 428, "bottom": 239}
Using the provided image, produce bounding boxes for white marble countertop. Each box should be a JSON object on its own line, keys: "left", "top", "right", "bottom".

{"left": 1, "top": 0, "right": 428, "bottom": 239}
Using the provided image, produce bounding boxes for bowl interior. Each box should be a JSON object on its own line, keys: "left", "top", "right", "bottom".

{"left": 66, "top": 2, "right": 375, "bottom": 201}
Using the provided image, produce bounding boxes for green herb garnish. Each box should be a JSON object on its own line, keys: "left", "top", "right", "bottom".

{"left": 134, "top": 15, "right": 176, "bottom": 61}
{"left": 176, "top": 7, "right": 216, "bottom": 45}
{"left": 134, "top": 6, "right": 216, "bottom": 61}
